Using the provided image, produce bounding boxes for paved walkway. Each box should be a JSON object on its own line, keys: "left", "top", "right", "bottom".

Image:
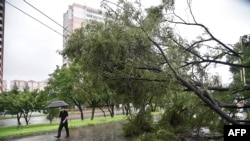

{"left": 0, "top": 109, "right": 133, "bottom": 141}
{"left": 2, "top": 121, "right": 134, "bottom": 141}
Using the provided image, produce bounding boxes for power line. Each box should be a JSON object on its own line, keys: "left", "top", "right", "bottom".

{"left": 5, "top": 0, "right": 65, "bottom": 37}
{"left": 23, "top": 0, "right": 72, "bottom": 34}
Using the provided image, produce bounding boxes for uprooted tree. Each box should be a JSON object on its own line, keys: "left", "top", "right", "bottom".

{"left": 101, "top": 0, "right": 250, "bottom": 124}
{"left": 61, "top": 0, "right": 250, "bottom": 139}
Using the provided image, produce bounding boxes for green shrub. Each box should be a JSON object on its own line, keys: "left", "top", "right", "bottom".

{"left": 46, "top": 108, "right": 59, "bottom": 124}
{"left": 122, "top": 109, "right": 153, "bottom": 137}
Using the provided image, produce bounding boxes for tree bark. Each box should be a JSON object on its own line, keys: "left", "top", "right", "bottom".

{"left": 72, "top": 98, "right": 84, "bottom": 120}
{"left": 176, "top": 75, "right": 240, "bottom": 125}
{"left": 16, "top": 113, "right": 22, "bottom": 127}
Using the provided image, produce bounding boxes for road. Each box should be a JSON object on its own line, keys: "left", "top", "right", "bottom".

{"left": 0, "top": 115, "right": 53, "bottom": 127}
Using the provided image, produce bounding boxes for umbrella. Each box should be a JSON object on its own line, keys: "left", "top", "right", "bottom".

{"left": 47, "top": 100, "right": 69, "bottom": 108}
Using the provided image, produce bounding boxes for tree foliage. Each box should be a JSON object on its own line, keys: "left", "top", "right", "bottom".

{"left": 45, "top": 64, "right": 86, "bottom": 120}
{"left": 57, "top": 0, "right": 250, "bottom": 139}
{"left": 0, "top": 86, "right": 46, "bottom": 126}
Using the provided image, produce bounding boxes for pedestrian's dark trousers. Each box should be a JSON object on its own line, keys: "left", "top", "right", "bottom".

{"left": 57, "top": 122, "right": 69, "bottom": 137}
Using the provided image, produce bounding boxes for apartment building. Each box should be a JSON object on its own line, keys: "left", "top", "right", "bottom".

{"left": 10, "top": 79, "right": 48, "bottom": 91}
{"left": 63, "top": 3, "right": 104, "bottom": 66}
{"left": 2, "top": 79, "right": 6, "bottom": 91}
{"left": 0, "top": 0, "right": 5, "bottom": 92}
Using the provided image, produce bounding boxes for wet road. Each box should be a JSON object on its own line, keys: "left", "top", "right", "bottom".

{"left": 0, "top": 116, "right": 49, "bottom": 127}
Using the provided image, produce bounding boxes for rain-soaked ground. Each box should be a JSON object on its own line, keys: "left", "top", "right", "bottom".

{"left": 2, "top": 121, "right": 136, "bottom": 141}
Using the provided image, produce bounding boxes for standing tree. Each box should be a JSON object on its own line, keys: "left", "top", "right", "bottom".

{"left": 45, "top": 64, "right": 86, "bottom": 120}
{"left": 0, "top": 86, "right": 23, "bottom": 126}
{"left": 0, "top": 85, "right": 46, "bottom": 126}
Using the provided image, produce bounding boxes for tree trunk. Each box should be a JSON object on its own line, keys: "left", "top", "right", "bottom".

{"left": 76, "top": 104, "right": 84, "bottom": 120}
{"left": 79, "top": 107, "right": 84, "bottom": 120}
{"left": 108, "top": 103, "right": 115, "bottom": 118}
{"left": 23, "top": 111, "right": 32, "bottom": 125}
{"left": 16, "top": 113, "right": 22, "bottom": 126}
{"left": 88, "top": 100, "right": 100, "bottom": 120}
{"left": 91, "top": 106, "right": 96, "bottom": 120}
{"left": 176, "top": 75, "right": 240, "bottom": 125}
{"left": 24, "top": 114, "right": 29, "bottom": 125}
{"left": 99, "top": 107, "right": 106, "bottom": 117}
{"left": 123, "top": 103, "right": 131, "bottom": 115}
{"left": 72, "top": 98, "right": 84, "bottom": 120}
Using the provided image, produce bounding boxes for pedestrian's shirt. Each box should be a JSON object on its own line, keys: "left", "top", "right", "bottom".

{"left": 59, "top": 110, "right": 68, "bottom": 123}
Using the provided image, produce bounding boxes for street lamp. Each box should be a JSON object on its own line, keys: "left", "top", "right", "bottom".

{"left": 240, "top": 34, "right": 250, "bottom": 86}
{"left": 241, "top": 34, "right": 250, "bottom": 46}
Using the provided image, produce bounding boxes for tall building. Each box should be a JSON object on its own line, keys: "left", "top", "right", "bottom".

{"left": 2, "top": 79, "right": 6, "bottom": 91}
{"left": 63, "top": 3, "right": 104, "bottom": 66}
{"left": 10, "top": 80, "right": 48, "bottom": 91}
{"left": 0, "top": 0, "right": 5, "bottom": 93}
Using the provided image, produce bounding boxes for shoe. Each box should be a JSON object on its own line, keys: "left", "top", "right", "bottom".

{"left": 55, "top": 136, "right": 60, "bottom": 138}
{"left": 65, "top": 136, "right": 69, "bottom": 138}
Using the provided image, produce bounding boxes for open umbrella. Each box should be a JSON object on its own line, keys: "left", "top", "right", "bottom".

{"left": 47, "top": 100, "right": 69, "bottom": 108}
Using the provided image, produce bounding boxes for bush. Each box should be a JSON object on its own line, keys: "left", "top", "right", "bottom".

{"left": 136, "top": 94, "right": 225, "bottom": 141}
{"left": 122, "top": 109, "right": 153, "bottom": 137}
{"left": 46, "top": 108, "right": 59, "bottom": 124}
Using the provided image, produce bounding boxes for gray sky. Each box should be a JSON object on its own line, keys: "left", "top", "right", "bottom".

{"left": 174, "top": 0, "right": 250, "bottom": 85}
{"left": 4, "top": 0, "right": 103, "bottom": 84}
{"left": 3, "top": 0, "right": 250, "bottom": 87}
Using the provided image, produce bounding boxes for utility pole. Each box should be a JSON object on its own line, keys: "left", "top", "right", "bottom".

{"left": 240, "top": 34, "right": 250, "bottom": 87}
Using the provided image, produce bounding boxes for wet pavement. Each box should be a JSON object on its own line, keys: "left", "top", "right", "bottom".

{"left": 0, "top": 110, "right": 135, "bottom": 141}
{"left": 2, "top": 121, "right": 134, "bottom": 141}
{"left": 0, "top": 116, "right": 48, "bottom": 127}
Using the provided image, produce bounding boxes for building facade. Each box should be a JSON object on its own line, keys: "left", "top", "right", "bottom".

{"left": 10, "top": 80, "right": 48, "bottom": 91}
{"left": 2, "top": 79, "right": 6, "bottom": 91}
{"left": 0, "top": 0, "right": 5, "bottom": 93}
{"left": 63, "top": 3, "right": 103, "bottom": 66}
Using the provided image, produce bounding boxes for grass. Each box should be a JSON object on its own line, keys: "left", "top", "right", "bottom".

{"left": 0, "top": 111, "right": 163, "bottom": 140}
{"left": 0, "top": 115, "right": 126, "bottom": 139}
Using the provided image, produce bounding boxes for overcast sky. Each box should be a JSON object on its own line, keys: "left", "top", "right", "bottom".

{"left": 175, "top": 0, "right": 250, "bottom": 85}
{"left": 3, "top": 0, "right": 250, "bottom": 87}
{"left": 4, "top": 0, "right": 104, "bottom": 83}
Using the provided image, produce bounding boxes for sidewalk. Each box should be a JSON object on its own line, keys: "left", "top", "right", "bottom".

{"left": 2, "top": 121, "right": 133, "bottom": 141}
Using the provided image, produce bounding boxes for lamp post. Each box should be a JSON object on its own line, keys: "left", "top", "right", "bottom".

{"left": 236, "top": 35, "right": 250, "bottom": 121}
{"left": 240, "top": 34, "right": 250, "bottom": 86}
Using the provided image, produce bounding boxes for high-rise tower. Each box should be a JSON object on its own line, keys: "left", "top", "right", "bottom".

{"left": 63, "top": 3, "right": 103, "bottom": 66}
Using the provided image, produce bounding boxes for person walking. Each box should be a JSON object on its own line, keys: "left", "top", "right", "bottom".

{"left": 55, "top": 106, "right": 70, "bottom": 138}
